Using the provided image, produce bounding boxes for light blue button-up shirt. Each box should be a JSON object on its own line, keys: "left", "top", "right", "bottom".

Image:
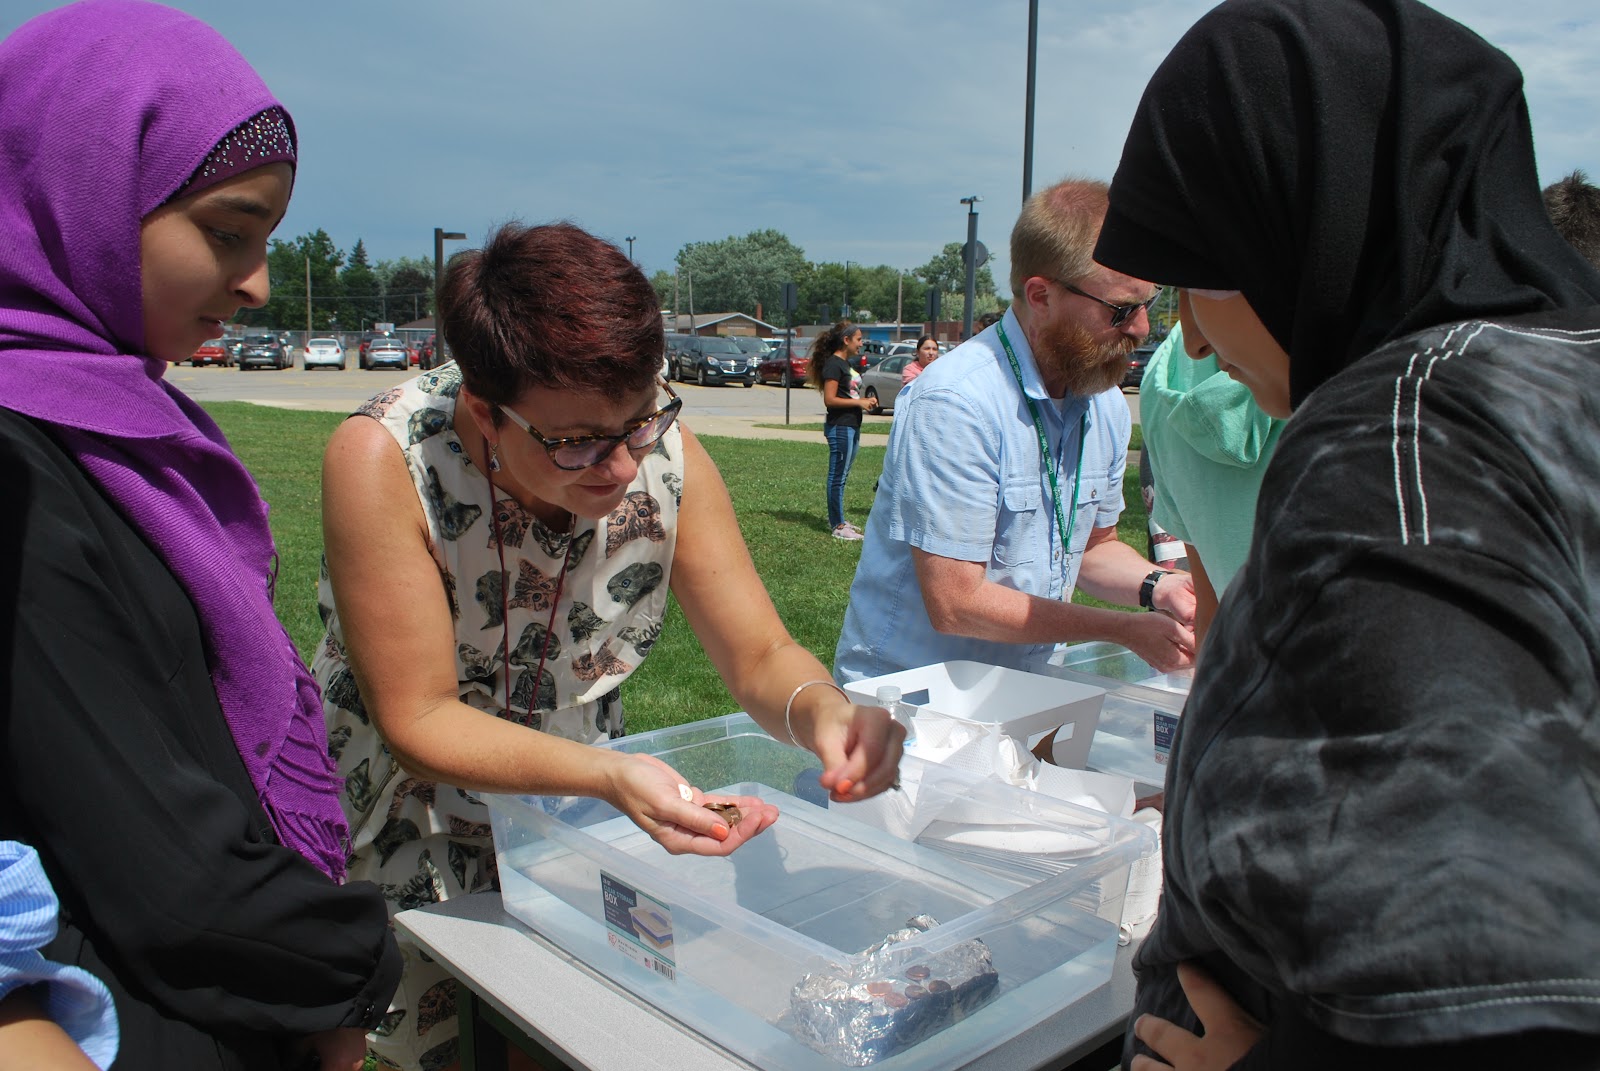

{"left": 835, "top": 307, "right": 1130, "bottom": 683}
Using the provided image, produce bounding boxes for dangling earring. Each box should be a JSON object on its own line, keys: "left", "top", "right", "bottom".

{"left": 488, "top": 442, "right": 502, "bottom": 472}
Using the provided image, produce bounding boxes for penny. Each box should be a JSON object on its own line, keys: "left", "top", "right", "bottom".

{"left": 905, "top": 964, "right": 931, "bottom": 981}
{"left": 865, "top": 981, "right": 894, "bottom": 996}
{"left": 904, "top": 984, "right": 928, "bottom": 1001}
{"left": 703, "top": 801, "right": 742, "bottom": 826}
{"left": 926, "top": 979, "right": 951, "bottom": 995}
{"left": 881, "top": 992, "right": 908, "bottom": 1009}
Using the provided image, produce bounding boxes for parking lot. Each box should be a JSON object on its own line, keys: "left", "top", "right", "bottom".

{"left": 170, "top": 361, "right": 1142, "bottom": 432}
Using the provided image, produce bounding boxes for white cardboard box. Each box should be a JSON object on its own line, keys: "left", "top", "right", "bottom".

{"left": 844, "top": 660, "right": 1107, "bottom": 766}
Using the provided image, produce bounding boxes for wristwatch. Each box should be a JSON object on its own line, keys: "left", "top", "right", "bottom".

{"left": 1139, "top": 570, "right": 1165, "bottom": 611}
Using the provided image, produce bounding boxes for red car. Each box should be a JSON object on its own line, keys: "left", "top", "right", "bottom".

{"left": 190, "top": 338, "right": 231, "bottom": 367}
{"left": 757, "top": 337, "right": 814, "bottom": 385}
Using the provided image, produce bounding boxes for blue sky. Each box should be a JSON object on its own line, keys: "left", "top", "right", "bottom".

{"left": 8, "top": 1, "right": 1598, "bottom": 295}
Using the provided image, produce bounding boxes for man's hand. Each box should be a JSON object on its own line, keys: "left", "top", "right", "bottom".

{"left": 1122, "top": 611, "right": 1196, "bottom": 672}
{"left": 1152, "top": 570, "right": 1197, "bottom": 629}
{"left": 1130, "top": 962, "right": 1265, "bottom": 1070}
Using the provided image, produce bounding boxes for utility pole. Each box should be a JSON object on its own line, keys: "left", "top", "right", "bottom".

{"left": 960, "top": 195, "right": 982, "bottom": 340}
{"left": 895, "top": 272, "right": 904, "bottom": 341}
{"left": 672, "top": 272, "right": 680, "bottom": 331}
{"left": 1023, "top": 0, "right": 1039, "bottom": 202}
{"left": 626, "top": 236, "right": 636, "bottom": 263}
{"left": 434, "top": 227, "right": 466, "bottom": 360}
{"left": 686, "top": 270, "right": 695, "bottom": 333}
{"left": 304, "top": 254, "right": 312, "bottom": 338}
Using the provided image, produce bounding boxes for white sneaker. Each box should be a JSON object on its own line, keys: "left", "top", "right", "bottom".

{"left": 832, "top": 524, "right": 864, "bottom": 541}
{"left": 842, "top": 521, "right": 864, "bottom": 534}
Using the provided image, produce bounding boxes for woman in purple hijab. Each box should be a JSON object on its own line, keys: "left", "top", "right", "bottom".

{"left": 0, "top": 3, "right": 399, "bottom": 1068}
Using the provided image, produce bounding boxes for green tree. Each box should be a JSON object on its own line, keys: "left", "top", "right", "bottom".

{"left": 650, "top": 269, "right": 675, "bottom": 312}
{"left": 338, "top": 239, "right": 382, "bottom": 333}
{"left": 674, "top": 229, "right": 807, "bottom": 320}
{"left": 846, "top": 265, "right": 928, "bottom": 326}
{"left": 376, "top": 256, "right": 437, "bottom": 324}
{"left": 262, "top": 229, "right": 344, "bottom": 332}
{"left": 914, "top": 242, "right": 997, "bottom": 299}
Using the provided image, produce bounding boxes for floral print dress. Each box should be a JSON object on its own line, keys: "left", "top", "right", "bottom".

{"left": 312, "top": 363, "right": 682, "bottom": 1070}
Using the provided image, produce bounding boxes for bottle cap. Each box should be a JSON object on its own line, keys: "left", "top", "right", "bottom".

{"left": 875, "top": 685, "right": 902, "bottom": 705}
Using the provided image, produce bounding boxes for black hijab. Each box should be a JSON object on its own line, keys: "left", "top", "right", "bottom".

{"left": 1094, "top": 0, "right": 1600, "bottom": 409}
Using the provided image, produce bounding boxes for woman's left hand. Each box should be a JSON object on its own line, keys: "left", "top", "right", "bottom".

{"left": 1130, "top": 962, "right": 1265, "bottom": 1070}
{"left": 810, "top": 700, "right": 905, "bottom": 802}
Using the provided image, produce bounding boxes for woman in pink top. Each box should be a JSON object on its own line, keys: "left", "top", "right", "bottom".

{"left": 900, "top": 335, "right": 940, "bottom": 385}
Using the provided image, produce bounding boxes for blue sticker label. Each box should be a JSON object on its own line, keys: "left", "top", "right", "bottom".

{"left": 601, "top": 871, "right": 676, "bottom": 980}
{"left": 1153, "top": 709, "right": 1181, "bottom": 765}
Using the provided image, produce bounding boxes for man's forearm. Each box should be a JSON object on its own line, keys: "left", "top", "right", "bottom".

{"left": 923, "top": 573, "right": 1143, "bottom": 648}
{"left": 1074, "top": 537, "right": 1164, "bottom": 607}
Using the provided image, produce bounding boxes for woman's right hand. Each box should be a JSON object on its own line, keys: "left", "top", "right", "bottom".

{"left": 604, "top": 753, "right": 779, "bottom": 856}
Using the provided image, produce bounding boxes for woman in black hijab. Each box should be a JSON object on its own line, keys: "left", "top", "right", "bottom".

{"left": 1094, "top": 1, "right": 1600, "bottom": 1068}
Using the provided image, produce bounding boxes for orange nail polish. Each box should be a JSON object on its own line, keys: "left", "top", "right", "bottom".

{"left": 712, "top": 824, "right": 729, "bottom": 841}
{"left": 836, "top": 779, "right": 853, "bottom": 795}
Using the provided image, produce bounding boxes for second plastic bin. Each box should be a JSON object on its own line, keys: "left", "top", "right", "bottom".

{"left": 486, "top": 714, "right": 1153, "bottom": 1070}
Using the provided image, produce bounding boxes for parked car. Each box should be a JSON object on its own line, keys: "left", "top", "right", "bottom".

{"left": 190, "top": 338, "right": 231, "bottom": 367}
{"left": 757, "top": 337, "right": 813, "bottom": 385}
{"left": 730, "top": 337, "right": 771, "bottom": 361}
{"left": 367, "top": 338, "right": 410, "bottom": 370}
{"left": 236, "top": 333, "right": 290, "bottom": 370}
{"left": 357, "top": 332, "right": 394, "bottom": 370}
{"left": 1122, "top": 341, "right": 1159, "bottom": 390}
{"left": 860, "top": 353, "right": 915, "bottom": 414}
{"left": 665, "top": 333, "right": 757, "bottom": 386}
{"left": 303, "top": 336, "right": 346, "bottom": 371}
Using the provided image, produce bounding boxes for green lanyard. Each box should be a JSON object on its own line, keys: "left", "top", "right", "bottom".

{"left": 996, "top": 321, "right": 1088, "bottom": 564}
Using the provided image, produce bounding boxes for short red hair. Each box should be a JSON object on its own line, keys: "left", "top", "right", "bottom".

{"left": 439, "top": 221, "right": 663, "bottom": 406}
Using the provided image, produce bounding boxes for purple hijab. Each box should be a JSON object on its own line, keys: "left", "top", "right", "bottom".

{"left": 0, "top": 1, "right": 348, "bottom": 881}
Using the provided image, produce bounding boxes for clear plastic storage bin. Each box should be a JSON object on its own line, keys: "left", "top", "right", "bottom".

{"left": 486, "top": 714, "right": 1154, "bottom": 1070}
{"left": 1027, "top": 644, "right": 1193, "bottom": 791}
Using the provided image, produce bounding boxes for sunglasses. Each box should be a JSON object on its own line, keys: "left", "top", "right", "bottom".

{"left": 1057, "top": 281, "right": 1163, "bottom": 328}
{"left": 499, "top": 382, "right": 682, "bottom": 471}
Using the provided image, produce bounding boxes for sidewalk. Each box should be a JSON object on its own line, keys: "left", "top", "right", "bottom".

{"left": 686, "top": 413, "right": 884, "bottom": 442}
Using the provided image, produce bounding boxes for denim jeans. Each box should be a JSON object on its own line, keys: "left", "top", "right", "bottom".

{"left": 824, "top": 424, "right": 860, "bottom": 529}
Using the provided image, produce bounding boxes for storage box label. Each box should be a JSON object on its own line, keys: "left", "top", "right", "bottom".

{"left": 1152, "top": 709, "right": 1180, "bottom": 765}
{"left": 601, "top": 872, "right": 676, "bottom": 980}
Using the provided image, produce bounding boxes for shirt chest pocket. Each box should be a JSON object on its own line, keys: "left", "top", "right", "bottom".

{"left": 994, "top": 481, "right": 1043, "bottom": 566}
{"left": 1073, "top": 474, "right": 1112, "bottom": 543}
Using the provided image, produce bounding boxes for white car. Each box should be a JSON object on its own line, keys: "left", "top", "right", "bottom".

{"left": 304, "top": 337, "right": 346, "bottom": 371}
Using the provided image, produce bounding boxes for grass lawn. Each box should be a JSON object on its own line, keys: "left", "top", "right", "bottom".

{"left": 211, "top": 402, "right": 1148, "bottom": 735}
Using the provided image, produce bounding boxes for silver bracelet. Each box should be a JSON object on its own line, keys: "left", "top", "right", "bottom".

{"left": 783, "top": 679, "right": 849, "bottom": 749}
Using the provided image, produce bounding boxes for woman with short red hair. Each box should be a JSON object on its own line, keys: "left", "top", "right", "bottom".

{"left": 315, "top": 221, "right": 904, "bottom": 1069}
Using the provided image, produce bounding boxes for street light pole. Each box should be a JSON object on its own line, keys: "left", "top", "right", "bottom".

{"left": 433, "top": 227, "right": 467, "bottom": 362}
{"left": 625, "top": 236, "right": 636, "bottom": 263}
{"left": 1022, "top": 0, "right": 1039, "bottom": 202}
{"left": 960, "top": 196, "right": 982, "bottom": 340}
{"left": 843, "top": 260, "right": 856, "bottom": 320}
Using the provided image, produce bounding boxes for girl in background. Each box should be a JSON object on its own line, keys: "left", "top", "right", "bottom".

{"left": 900, "top": 335, "right": 940, "bottom": 386}
{"left": 808, "top": 320, "right": 877, "bottom": 540}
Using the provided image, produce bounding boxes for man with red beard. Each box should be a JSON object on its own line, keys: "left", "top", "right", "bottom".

{"left": 835, "top": 178, "right": 1196, "bottom": 685}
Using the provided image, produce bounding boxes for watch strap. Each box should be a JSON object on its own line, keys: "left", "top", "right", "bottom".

{"left": 1139, "top": 570, "right": 1165, "bottom": 610}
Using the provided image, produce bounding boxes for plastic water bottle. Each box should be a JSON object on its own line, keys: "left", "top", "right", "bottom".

{"left": 875, "top": 685, "right": 918, "bottom": 749}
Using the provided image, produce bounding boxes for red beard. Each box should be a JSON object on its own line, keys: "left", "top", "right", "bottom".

{"left": 1034, "top": 315, "right": 1136, "bottom": 397}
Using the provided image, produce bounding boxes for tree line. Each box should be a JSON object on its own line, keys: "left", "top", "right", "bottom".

{"left": 234, "top": 230, "right": 437, "bottom": 334}
{"left": 651, "top": 229, "right": 1006, "bottom": 327}
{"left": 238, "top": 228, "right": 1008, "bottom": 334}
